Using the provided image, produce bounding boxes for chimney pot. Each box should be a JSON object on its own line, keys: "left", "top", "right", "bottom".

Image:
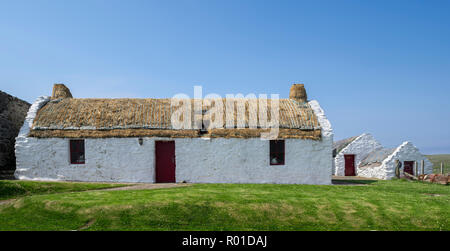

{"left": 51, "top": 83, "right": 73, "bottom": 99}
{"left": 289, "top": 84, "right": 307, "bottom": 103}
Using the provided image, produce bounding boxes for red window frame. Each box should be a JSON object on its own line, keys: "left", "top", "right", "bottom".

{"left": 270, "top": 140, "right": 285, "bottom": 166}
{"left": 70, "top": 139, "right": 85, "bottom": 164}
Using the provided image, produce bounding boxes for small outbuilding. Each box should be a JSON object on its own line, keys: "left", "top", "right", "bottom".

{"left": 333, "top": 133, "right": 433, "bottom": 179}
{"left": 333, "top": 133, "right": 382, "bottom": 176}
{"left": 358, "top": 142, "right": 433, "bottom": 180}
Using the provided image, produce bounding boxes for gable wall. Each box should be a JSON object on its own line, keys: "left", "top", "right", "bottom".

{"left": 334, "top": 133, "right": 382, "bottom": 176}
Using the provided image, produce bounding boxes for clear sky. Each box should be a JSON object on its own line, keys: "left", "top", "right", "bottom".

{"left": 1, "top": 0, "right": 449, "bottom": 154}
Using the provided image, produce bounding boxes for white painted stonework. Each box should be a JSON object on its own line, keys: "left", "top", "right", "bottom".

{"left": 358, "top": 142, "right": 433, "bottom": 180}
{"left": 334, "top": 133, "right": 382, "bottom": 176}
{"left": 309, "top": 100, "right": 333, "bottom": 138}
{"left": 17, "top": 96, "right": 50, "bottom": 138}
{"left": 15, "top": 137, "right": 333, "bottom": 184}
{"left": 15, "top": 99, "right": 333, "bottom": 185}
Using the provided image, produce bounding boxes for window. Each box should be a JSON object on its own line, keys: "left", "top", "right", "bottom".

{"left": 70, "top": 140, "right": 85, "bottom": 164}
{"left": 270, "top": 140, "right": 285, "bottom": 165}
{"left": 200, "top": 109, "right": 209, "bottom": 135}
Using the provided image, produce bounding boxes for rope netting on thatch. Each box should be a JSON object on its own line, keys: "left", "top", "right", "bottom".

{"left": 29, "top": 98, "right": 322, "bottom": 139}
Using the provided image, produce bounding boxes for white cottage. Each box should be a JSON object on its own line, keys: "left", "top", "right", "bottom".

{"left": 15, "top": 84, "right": 334, "bottom": 184}
{"left": 333, "top": 133, "right": 432, "bottom": 179}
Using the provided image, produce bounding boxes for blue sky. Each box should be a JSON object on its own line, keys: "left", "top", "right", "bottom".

{"left": 1, "top": 0, "right": 449, "bottom": 154}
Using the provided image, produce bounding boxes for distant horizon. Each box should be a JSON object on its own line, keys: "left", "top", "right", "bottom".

{"left": 1, "top": 0, "right": 449, "bottom": 154}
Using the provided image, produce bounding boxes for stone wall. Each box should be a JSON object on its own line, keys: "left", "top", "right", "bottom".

{"left": 0, "top": 91, "right": 30, "bottom": 178}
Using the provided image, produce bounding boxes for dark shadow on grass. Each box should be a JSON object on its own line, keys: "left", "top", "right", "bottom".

{"left": 332, "top": 180, "right": 378, "bottom": 185}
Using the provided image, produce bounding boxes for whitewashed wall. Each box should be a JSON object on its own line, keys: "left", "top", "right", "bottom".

{"left": 358, "top": 142, "right": 433, "bottom": 180}
{"left": 309, "top": 99, "right": 334, "bottom": 183}
{"left": 335, "top": 133, "right": 382, "bottom": 176}
{"left": 177, "top": 137, "right": 333, "bottom": 184}
{"left": 15, "top": 137, "right": 332, "bottom": 184}
{"left": 15, "top": 99, "right": 334, "bottom": 184}
{"left": 16, "top": 137, "right": 155, "bottom": 182}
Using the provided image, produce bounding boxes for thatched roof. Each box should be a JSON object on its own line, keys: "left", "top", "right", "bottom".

{"left": 29, "top": 128, "right": 322, "bottom": 139}
{"left": 29, "top": 98, "right": 322, "bottom": 139}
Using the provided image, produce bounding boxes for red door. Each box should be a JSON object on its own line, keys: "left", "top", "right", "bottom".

{"left": 344, "top": 154, "right": 356, "bottom": 176}
{"left": 404, "top": 161, "right": 414, "bottom": 175}
{"left": 155, "top": 141, "right": 176, "bottom": 183}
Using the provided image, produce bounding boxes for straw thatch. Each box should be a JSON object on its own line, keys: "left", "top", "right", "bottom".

{"left": 289, "top": 84, "right": 307, "bottom": 103}
{"left": 29, "top": 97, "right": 322, "bottom": 139}
{"left": 28, "top": 128, "right": 321, "bottom": 139}
{"left": 208, "top": 128, "right": 321, "bottom": 139}
{"left": 51, "top": 84, "right": 73, "bottom": 99}
{"left": 28, "top": 129, "right": 200, "bottom": 138}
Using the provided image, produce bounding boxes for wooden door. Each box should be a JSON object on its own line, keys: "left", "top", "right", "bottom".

{"left": 155, "top": 141, "right": 176, "bottom": 183}
{"left": 404, "top": 161, "right": 414, "bottom": 176}
{"left": 344, "top": 154, "right": 356, "bottom": 176}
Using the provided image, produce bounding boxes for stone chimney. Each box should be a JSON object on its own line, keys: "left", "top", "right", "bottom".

{"left": 289, "top": 84, "right": 307, "bottom": 103}
{"left": 51, "top": 83, "right": 73, "bottom": 99}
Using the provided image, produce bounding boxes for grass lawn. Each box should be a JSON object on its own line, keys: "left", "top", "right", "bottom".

{"left": 0, "top": 179, "right": 448, "bottom": 231}
{"left": 426, "top": 154, "right": 450, "bottom": 173}
{"left": 0, "top": 180, "right": 127, "bottom": 201}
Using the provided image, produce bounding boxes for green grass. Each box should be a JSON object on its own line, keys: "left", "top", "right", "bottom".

{"left": 0, "top": 180, "right": 126, "bottom": 201}
{"left": 426, "top": 154, "right": 450, "bottom": 173}
{"left": 0, "top": 180, "right": 449, "bottom": 231}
